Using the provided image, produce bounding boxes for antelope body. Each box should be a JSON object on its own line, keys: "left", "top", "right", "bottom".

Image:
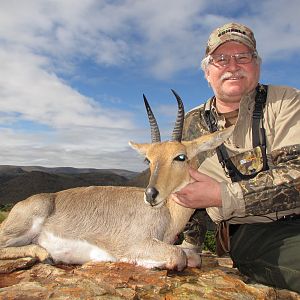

{"left": 0, "top": 91, "right": 233, "bottom": 270}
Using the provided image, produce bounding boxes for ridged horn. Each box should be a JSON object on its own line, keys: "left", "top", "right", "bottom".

{"left": 143, "top": 94, "right": 161, "bottom": 143}
{"left": 171, "top": 89, "right": 184, "bottom": 142}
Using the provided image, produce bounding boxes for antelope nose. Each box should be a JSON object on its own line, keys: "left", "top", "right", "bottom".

{"left": 145, "top": 187, "right": 159, "bottom": 205}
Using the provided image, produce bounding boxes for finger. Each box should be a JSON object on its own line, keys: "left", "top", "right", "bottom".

{"left": 188, "top": 168, "right": 205, "bottom": 181}
{"left": 171, "top": 193, "right": 190, "bottom": 208}
{"left": 170, "top": 194, "right": 179, "bottom": 202}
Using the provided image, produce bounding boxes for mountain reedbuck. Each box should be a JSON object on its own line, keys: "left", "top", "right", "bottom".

{"left": 0, "top": 90, "right": 233, "bottom": 271}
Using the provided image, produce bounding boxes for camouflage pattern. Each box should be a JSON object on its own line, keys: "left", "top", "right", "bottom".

{"left": 182, "top": 90, "right": 300, "bottom": 219}
{"left": 182, "top": 209, "right": 208, "bottom": 246}
{"left": 182, "top": 104, "right": 214, "bottom": 168}
{"left": 181, "top": 105, "right": 214, "bottom": 245}
{"left": 182, "top": 102, "right": 224, "bottom": 249}
{"left": 241, "top": 144, "right": 300, "bottom": 215}
{"left": 205, "top": 22, "right": 256, "bottom": 55}
{"left": 230, "top": 145, "right": 264, "bottom": 176}
{"left": 180, "top": 85, "right": 300, "bottom": 246}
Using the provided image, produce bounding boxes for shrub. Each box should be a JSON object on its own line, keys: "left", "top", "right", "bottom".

{"left": 203, "top": 230, "right": 216, "bottom": 253}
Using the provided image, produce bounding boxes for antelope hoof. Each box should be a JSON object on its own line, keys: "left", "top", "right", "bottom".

{"left": 184, "top": 249, "right": 202, "bottom": 268}
{"left": 165, "top": 253, "right": 187, "bottom": 271}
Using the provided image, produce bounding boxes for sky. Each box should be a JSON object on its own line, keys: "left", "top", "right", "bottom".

{"left": 0, "top": 0, "right": 299, "bottom": 172}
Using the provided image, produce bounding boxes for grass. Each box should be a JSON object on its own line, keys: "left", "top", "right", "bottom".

{"left": 0, "top": 211, "right": 8, "bottom": 223}
{"left": 0, "top": 204, "right": 13, "bottom": 223}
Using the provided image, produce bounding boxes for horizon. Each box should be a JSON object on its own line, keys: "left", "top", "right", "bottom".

{"left": 0, "top": 164, "right": 140, "bottom": 173}
{"left": 0, "top": 1, "right": 299, "bottom": 172}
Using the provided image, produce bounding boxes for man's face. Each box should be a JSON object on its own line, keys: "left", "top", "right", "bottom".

{"left": 205, "top": 41, "right": 260, "bottom": 103}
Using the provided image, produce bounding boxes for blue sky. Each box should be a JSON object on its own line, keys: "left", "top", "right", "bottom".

{"left": 0, "top": 0, "right": 299, "bottom": 171}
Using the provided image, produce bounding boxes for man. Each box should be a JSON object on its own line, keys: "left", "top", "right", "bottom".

{"left": 173, "top": 22, "right": 300, "bottom": 292}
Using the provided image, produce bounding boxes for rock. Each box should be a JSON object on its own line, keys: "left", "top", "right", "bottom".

{"left": 0, "top": 257, "right": 37, "bottom": 274}
{"left": 0, "top": 252, "right": 299, "bottom": 300}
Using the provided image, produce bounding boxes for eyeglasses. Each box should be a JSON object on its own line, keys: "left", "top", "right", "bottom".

{"left": 209, "top": 52, "right": 257, "bottom": 67}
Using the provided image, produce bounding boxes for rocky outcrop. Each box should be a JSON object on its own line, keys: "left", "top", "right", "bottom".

{"left": 0, "top": 253, "right": 299, "bottom": 300}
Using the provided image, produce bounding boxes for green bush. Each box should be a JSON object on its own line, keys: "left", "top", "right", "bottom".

{"left": 203, "top": 230, "right": 216, "bottom": 253}
{"left": 175, "top": 230, "right": 217, "bottom": 253}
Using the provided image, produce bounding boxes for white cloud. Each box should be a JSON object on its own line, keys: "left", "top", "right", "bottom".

{"left": 198, "top": 1, "right": 300, "bottom": 60}
{"left": 0, "top": 126, "right": 147, "bottom": 171}
{"left": 0, "top": 0, "right": 299, "bottom": 171}
{"left": 0, "top": 0, "right": 209, "bottom": 77}
{"left": 249, "top": 1, "right": 300, "bottom": 58}
{"left": 0, "top": 47, "right": 134, "bottom": 129}
{"left": 2, "top": 1, "right": 299, "bottom": 78}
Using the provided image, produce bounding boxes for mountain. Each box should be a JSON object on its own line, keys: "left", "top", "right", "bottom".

{"left": 0, "top": 165, "right": 144, "bottom": 206}
{"left": 0, "top": 165, "right": 138, "bottom": 178}
{"left": 127, "top": 168, "right": 150, "bottom": 187}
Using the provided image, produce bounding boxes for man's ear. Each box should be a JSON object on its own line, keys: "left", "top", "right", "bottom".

{"left": 129, "top": 141, "right": 150, "bottom": 156}
{"left": 183, "top": 126, "right": 234, "bottom": 159}
{"left": 205, "top": 69, "right": 210, "bottom": 83}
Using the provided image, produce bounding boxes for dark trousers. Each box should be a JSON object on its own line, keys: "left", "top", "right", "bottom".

{"left": 230, "top": 218, "right": 300, "bottom": 293}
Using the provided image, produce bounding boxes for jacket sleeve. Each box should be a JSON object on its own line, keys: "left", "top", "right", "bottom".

{"left": 221, "top": 87, "right": 300, "bottom": 219}
{"left": 240, "top": 144, "right": 300, "bottom": 215}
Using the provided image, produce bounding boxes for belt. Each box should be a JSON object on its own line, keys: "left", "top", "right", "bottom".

{"left": 229, "top": 213, "right": 300, "bottom": 237}
{"left": 278, "top": 213, "right": 300, "bottom": 222}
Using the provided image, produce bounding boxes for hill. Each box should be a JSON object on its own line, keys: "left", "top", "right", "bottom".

{"left": 0, "top": 165, "right": 144, "bottom": 206}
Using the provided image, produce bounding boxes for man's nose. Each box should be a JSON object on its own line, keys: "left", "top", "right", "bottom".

{"left": 227, "top": 57, "right": 240, "bottom": 70}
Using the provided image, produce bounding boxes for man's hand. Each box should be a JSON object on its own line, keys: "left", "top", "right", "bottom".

{"left": 172, "top": 168, "right": 222, "bottom": 208}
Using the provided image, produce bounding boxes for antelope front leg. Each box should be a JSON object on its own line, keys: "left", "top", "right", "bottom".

{"left": 124, "top": 239, "right": 189, "bottom": 271}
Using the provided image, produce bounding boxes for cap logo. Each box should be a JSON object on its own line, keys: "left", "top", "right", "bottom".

{"left": 205, "top": 22, "right": 256, "bottom": 56}
{"left": 218, "top": 28, "right": 247, "bottom": 37}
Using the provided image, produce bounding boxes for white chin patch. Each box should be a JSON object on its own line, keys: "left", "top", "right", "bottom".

{"left": 143, "top": 195, "right": 165, "bottom": 208}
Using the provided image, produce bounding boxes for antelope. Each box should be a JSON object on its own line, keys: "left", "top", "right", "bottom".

{"left": 0, "top": 90, "right": 233, "bottom": 271}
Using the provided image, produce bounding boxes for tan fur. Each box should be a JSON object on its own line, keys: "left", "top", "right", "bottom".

{"left": 0, "top": 127, "right": 233, "bottom": 270}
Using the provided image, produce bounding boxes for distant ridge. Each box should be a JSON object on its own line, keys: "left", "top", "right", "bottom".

{"left": 0, "top": 165, "right": 138, "bottom": 178}
{"left": 0, "top": 165, "right": 144, "bottom": 206}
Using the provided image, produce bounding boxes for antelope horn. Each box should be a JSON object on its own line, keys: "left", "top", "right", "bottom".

{"left": 171, "top": 89, "right": 185, "bottom": 142}
{"left": 143, "top": 94, "right": 161, "bottom": 143}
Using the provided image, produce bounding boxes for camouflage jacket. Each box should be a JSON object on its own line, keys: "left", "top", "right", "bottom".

{"left": 183, "top": 85, "right": 300, "bottom": 224}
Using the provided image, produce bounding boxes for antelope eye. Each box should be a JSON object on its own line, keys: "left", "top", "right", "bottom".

{"left": 174, "top": 154, "right": 187, "bottom": 162}
{"left": 144, "top": 158, "right": 150, "bottom": 164}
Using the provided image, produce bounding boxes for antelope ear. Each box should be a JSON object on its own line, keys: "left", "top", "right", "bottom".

{"left": 129, "top": 141, "right": 151, "bottom": 156}
{"left": 183, "top": 126, "right": 234, "bottom": 159}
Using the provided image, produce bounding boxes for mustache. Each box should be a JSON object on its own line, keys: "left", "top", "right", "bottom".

{"left": 221, "top": 71, "right": 247, "bottom": 80}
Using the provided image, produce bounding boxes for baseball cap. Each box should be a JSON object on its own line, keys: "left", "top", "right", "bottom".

{"left": 205, "top": 22, "right": 256, "bottom": 56}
